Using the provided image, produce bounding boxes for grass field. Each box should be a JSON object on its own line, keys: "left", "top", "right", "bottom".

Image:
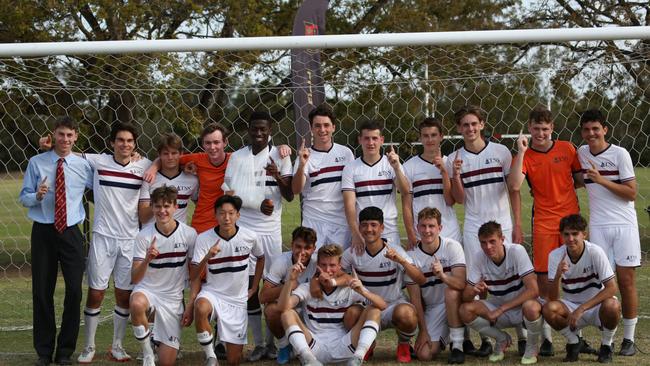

{"left": 1, "top": 169, "right": 649, "bottom": 365}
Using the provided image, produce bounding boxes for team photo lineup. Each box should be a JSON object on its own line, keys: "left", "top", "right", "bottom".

{"left": 19, "top": 103, "right": 642, "bottom": 366}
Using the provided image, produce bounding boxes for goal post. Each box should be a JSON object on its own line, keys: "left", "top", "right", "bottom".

{"left": 0, "top": 26, "right": 648, "bottom": 338}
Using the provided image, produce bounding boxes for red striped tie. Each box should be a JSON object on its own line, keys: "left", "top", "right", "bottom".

{"left": 54, "top": 158, "right": 67, "bottom": 233}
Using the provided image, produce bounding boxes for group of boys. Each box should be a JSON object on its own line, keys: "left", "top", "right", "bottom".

{"left": 20, "top": 103, "right": 640, "bottom": 366}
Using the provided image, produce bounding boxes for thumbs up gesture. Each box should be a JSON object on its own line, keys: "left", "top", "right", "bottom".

{"left": 146, "top": 237, "right": 159, "bottom": 261}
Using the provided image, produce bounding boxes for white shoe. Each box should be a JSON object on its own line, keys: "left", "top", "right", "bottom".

{"left": 205, "top": 356, "right": 219, "bottom": 366}
{"left": 142, "top": 354, "right": 155, "bottom": 366}
{"left": 77, "top": 346, "right": 95, "bottom": 364}
{"left": 110, "top": 345, "right": 132, "bottom": 362}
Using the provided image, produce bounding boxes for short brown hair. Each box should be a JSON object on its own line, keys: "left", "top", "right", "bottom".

{"left": 150, "top": 185, "right": 178, "bottom": 205}
{"left": 317, "top": 244, "right": 344, "bottom": 263}
{"left": 308, "top": 104, "right": 335, "bottom": 125}
{"left": 53, "top": 116, "right": 78, "bottom": 131}
{"left": 454, "top": 105, "right": 485, "bottom": 125}
{"left": 157, "top": 133, "right": 182, "bottom": 153}
{"left": 291, "top": 226, "right": 317, "bottom": 247}
{"left": 418, "top": 117, "right": 444, "bottom": 134}
{"left": 559, "top": 214, "right": 588, "bottom": 232}
{"left": 478, "top": 221, "right": 503, "bottom": 239}
{"left": 417, "top": 207, "right": 442, "bottom": 226}
{"left": 528, "top": 105, "right": 553, "bottom": 124}
{"left": 200, "top": 123, "right": 230, "bottom": 143}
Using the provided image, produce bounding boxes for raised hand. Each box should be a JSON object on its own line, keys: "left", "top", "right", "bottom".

{"left": 351, "top": 233, "right": 364, "bottom": 256}
{"left": 516, "top": 129, "right": 528, "bottom": 153}
{"left": 298, "top": 137, "right": 310, "bottom": 166}
{"left": 265, "top": 157, "right": 280, "bottom": 180}
{"left": 431, "top": 254, "right": 444, "bottom": 277}
{"left": 39, "top": 134, "right": 52, "bottom": 151}
{"left": 36, "top": 176, "right": 49, "bottom": 201}
{"left": 585, "top": 159, "right": 604, "bottom": 184}
{"left": 473, "top": 274, "right": 488, "bottom": 296}
{"left": 348, "top": 267, "right": 366, "bottom": 293}
{"left": 207, "top": 239, "right": 221, "bottom": 258}
{"left": 278, "top": 144, "right": 292, "bottom": 159}
{"left": 184, "top": 161, "right": 197, "bottom": 176}
{"left": 452, "top": 150, "right": 462, "bottom": 176}
{"left": 286, "top": 262, "right": 306, "bottom": 282}
{"left": 384, "top": 246, "right": 402, "bottom": 263}
{"left": 558, "top": 252, "right": 569, "bottom": 275}
{"left": 146, "top": 237, "right": 159, "bottom": 261}
{"left": 386, "top": 144, "right": 400, "bottom": 168}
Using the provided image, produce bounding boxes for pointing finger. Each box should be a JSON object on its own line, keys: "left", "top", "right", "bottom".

{"left": 588, "top": 159, "right": 597, "bottom": 169}
{"left": 351, "top": 267, "right": 358, "bottom": 279}
{"left": 46, "top": 134, "right": 52, "bottom": 143}
{"left": 300, "top": 137, "right": 305, "bottom": 150}
{"left": 455, "top": 150, "right": 460, "bottom": 161}
{"left": 150, "top": 236, "right": 157, "bottom": 248}
{"left": 40, "top": 176, "right": 48, "bottom": 185}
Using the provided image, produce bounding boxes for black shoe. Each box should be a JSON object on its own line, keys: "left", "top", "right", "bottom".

{"left": 539, "top": 338, "right": 555, "bottom": 357}
{"left": 448, "top": 347, "right": 465, "bottom": 364}
{"left": 597, "top": 344, "right": 613, "bottom": 363}
{"left": 563, "top": 342, "right": 580, "bottom": 362}
{"left": 474, "top": 339, "right": 493, "bottom": 358}
{"left": 214, "top": 342, "right": 227, "bottom": 358}
{"left": 34, "top": 357, "right": 50, "bottom": 366}
{"left": 619, "top": 338, "right": 637, "bottom": 356}
{"left": 518, "top": 339, "right": 527, "bottom": 357}
{"left": 54, "top": 356, "right": 72, "bottom": 365}
{"left": 579, "top": 337, "right": 599, "bottom": 355}
{"left": 462, "top": 339, "right": 477, "bottom": 355}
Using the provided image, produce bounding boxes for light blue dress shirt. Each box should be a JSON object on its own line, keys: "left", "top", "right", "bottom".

{"left": 19, "top": 151, "right": 93, "bottom": 225}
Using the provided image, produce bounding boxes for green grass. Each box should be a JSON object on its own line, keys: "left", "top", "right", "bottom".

{"left": 1, "top": 169, "right": 650, "bottom": 364}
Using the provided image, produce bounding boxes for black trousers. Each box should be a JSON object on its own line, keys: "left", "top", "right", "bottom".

{"left": 31, "top": 222, "right": 85, "bottom": 360}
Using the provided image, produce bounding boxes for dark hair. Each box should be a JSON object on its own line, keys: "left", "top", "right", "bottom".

{"left": 478, "top": 221, "right": 503, "bottom": 239}
{"left": 110, "top": 122, "right": 139, "bottom": 143}
{"left": 359, "top": 206, "right": 384, "bottom": 224}
{"left": 157, "top": 133, "right": 183, "bottom": 153}
{"left": 559, "top": 214, "right": 588, "bottom": 232}
{"left": 358, "top": 119, "right": 383, "bottom": 135}
{"left": 317, "top": 243, "right": 344, "bottom": 263}
{"left": 292, "top": 226, "right": 317, "bottom": 247}
{"left": 418, "top": 117, "right": 444, "bottom": 134}
{"left": 200, "top": 123, "right": 230, "bottom": 143}
{"left": 249, "top": 111, "right": 273, "bottom": 125}
{"left": 417, "top": 207, "right": 442, "bottom": 226}
{"left": 308, "top": 103, "right": 335, "bottom": 125}
{"left": 454, "top": 105, "right": 485, "bottom": 125}
{"left": 214, "top": 195, "right": 243, "bottom": 212}
{"left": 150, "top": 185, "right": 178, "bottom": 205}
{"left": 53, "top": 116, "right": 78, "bottom": 131}
{"left": 579, "top": 109, "right": 607, "bottom": 128}
{"left": 528, "top": 105, "right": 553, "bottom": 124}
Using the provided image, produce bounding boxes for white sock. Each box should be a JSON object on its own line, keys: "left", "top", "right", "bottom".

{"left": 523, "top": 317, "right": 543, "bottom": 356}
{"left": 278, "top": 335, "right": 289, "bottom": 348}
{"left": 197, "top": 331, "right": 216, "bottom": 359}
{"left": 265, "top": 323, "right": 275, "bottom": 347}
{"left": 450, "top": 327, "right": 465, "bottom": 350}
{"left": 516, "top": 324, "right": 527, "bottom": 341}
{"left": 133, "top": 325, "right": 154, "bottom": 358}
{"left": 112, "top": 306, "right": 130, "bottom": 348}
{"left": 468, "top": 317, "right": 508, "bottom": 342}
{"left": 249, "top": 311, "right": 264, "bottom": 346}
{"left": 542, "top": 320, "right": 553, "bottom": 342}
{"left": 286, "top": 325, "right": 312, "bottom": 359}
{"left": 623, "top": 317, "right": 637, "bottom": 341}
{"left": 83, "top": 307, "right": 101, "bottom": 348}
{"left": 601, "top": 327, "right": 617, "bottom": 346}
{"left": 559, "top": 326, "right": 579, "bottom": 344}
{"left": 354, "top": 321, "right": 379, "bottom": 358}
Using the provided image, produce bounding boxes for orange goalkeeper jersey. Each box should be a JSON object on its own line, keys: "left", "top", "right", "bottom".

{"left": 521, "top": 140, "right": 581, "bottom": 233}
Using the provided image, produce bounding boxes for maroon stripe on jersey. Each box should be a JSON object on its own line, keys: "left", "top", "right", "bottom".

{"left": 485, "top": 274, "right": 520, "bottom": 286}
{"left": 423, "top": 267, "right": 451, "bottom": 277}
{"left": 306, "top": 305, "right": 348, "bottom": 313}
{"left": 309, "top": 165, "right": 345, "bottom": 177}
{"left": 561, "top": 272, "right": 598, "bottom": 285}
{"left": 155, "top": 251, "right": 187, "bottom": 259}
{"left": 413, "top": 178, "right": 442, "bottom": 187}
{"left": 177, "top": 194, "right": 191, "bottom": 199}
{"left": 208, "top": 254, "right": 249, "bottom": 264}
{"left": 460, "top": 167, "right": 502, "bottom": 179}
{"left": 356, "top": 268, "right": 396, "bottom": 277}
{"left": 97, "top": 170, "right": 143, "bottom": 180}
{"left": 354, "top": 179, "right": 393, "bottom": 188}
{"left": 580, "top": 169, "right": 619, "bottom": 176}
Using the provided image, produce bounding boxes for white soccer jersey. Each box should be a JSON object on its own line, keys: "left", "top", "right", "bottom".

{"left": 292, "top": 282, "right": 365, "bottom": 340}
{"left": 133, "top": 221, "right": 197, "bottom": 302}
{"left": 445, "top": 142, "right": 512, "bottom": 233}
{"left": 341, "top": 243, "right": 413, "bottom": 304}
{"left": 84, "top": 153, "right": 152, "bottom": 239}
{"left": 407, "top": 238, "right": 465, "bottom": 308}
{"left": 264, "top": 251, "right": 318, "bottom": 287}
{"left": 224, "top": 145, "right": 292, "bottom": 235}
{"left": 467, "top": 243, "right": 534, "bottom": 306}
{"left": 341, "top": 155, "right": 401, "bottom": 236}
{"left": 403, "top": 155, "right": 461, "bottom": 240}
{"left": 293, "top": 143, "right": 354, "bottom": 227}
{"left": 547, "top": 241, "right": 615, "bottom": 304}
{"left": 139, "top": 171, "right": 199, "bottom": 225}
{"left": 192, "top": 226, "right": 263, "bottom": 307}
{"left": 578, "top": 144, "right": 638, "bottom": 227}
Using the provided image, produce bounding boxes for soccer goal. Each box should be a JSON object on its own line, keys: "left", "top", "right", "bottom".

{"left": 0, "top": 26, "right": 648, "bottom": 337}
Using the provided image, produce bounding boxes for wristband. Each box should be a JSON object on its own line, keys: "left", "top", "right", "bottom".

{"left": 330, "top": 278, "right": 336, "bottom": 287}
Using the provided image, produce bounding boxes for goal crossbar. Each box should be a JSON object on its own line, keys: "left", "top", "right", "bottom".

{"left": 1, "top": 26, "right": 649, "bottom": 57}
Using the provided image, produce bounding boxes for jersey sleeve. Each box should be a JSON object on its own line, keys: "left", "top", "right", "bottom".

{"left": 500, "top": 145, "right": 513, "bottom": 176}
{"left": 139, "top": 179, "right": 151, "bottom": 201}
{"left": 186, "top": 227, "right": 198, "bottom": 261}
{"left": 82, "top": 153, "right": 101, "bottom": 169}
{"left": 191, "top": 237, "right": 208, "bottom": 265}
{"left": 547, "top": 248, "right": 561, "bottom": 282}
{"left": 591, "top": 244, "right": 615, "bottom": 283}
{"left": 445, "top": 150, "right": 457, "bottom": 174}
{"left": 179, "top": 153, "right": 202, "bottom": 166}
{"left": 221, "top": 153, "right": 235, "bottom": 191}
{"left": 277, "top": 153, "right": 293, "bottom": 177}
{"left": 351, "top": 290, "right": 366, "bottom": 304}
{"left": 397, "top": 247, "right": 415, "bottom": 283}
{"left": 341, "top": 248, "right": 354, "bottom": 272}
{"left": 568, "top": 143, "right": 582, "bottom": 173}
{"left": 402, "top": 159, "right": 415, "bottom": 194}
{"left": 291, "top": 282, "right": 311, "bottom": 303}
{"left": 466, "top": 250, "right": 483, "bottom": 285}
{"left": 265, "top": 255, "right": 286, "bottom": 286}
{"left": 341, "top": 163, "right": 355, "bottom": 192}
{"left": 618, "top": 148, "right": 636, "bottom": 182}
{"left": 520, "top": 151, "right": 530, "bottom": 176}
{"left": 133, "top": 232, "right": 150, "bottom": 261}
{"left": 449, "top": 240, "right": 467, "bottom": 268}
{"left": 250, "top": 233, "right": 264, "bottom": 259}
{"left": 513, "top": 245, "right": 534, "bottom": 278}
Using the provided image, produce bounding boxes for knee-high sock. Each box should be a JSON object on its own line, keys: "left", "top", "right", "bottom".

{"left": 523, "top": 317, "right": 542, "bottom": 356}
{"left": 623, "top": 318, "right": 637, "bottom": 342}
{"left": 133, "top": 325, "right": 154, "bottom": 358}
{"left": 112, "top": 306, "right": 130, "bottom": 347}
{"left": 468, "top": 317, "right": 508, "bottom": 342}
{"left": 197, "top": 331, "right": 216, "bottom": 359}
{"left": 83, "top": 307, "right": 101, "bottom": 348}
{"left": 559, "top": 326, "right": 579, "bottom": 344}
{"left": 354, "top": 321, "right": 379, "bottom": 358}
{"left": 249, "top": 309, "right": 263, "bottom": 346}
{"left": 286, "top": 325, "right": 315, "bottom": 362}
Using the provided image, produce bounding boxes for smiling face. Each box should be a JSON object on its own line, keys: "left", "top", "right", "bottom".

{"left": 152, "top": 199, "right": 177, "bottom": 226}
{"left": 360, "top": 219, "right": 384, "bottom": 245}
{"left": 311, "top": 115, "right": 335, "bottom": 148}
{"left": 479, "top": 232, "right": 505, "bottom": 262}
{"left": 111, "top": 130, "right": 136, "bottom": 161}
{"left": 456, "top": 113, "right": 484, "bottom": 143}
{"left": 581, "top": 120, "right": 608, "bottom": 148}
{"left": 528, "top": 121, "right": 553, "bottom": 147}
{"left": 202, "top": 129, "right": 227, "bottom": 163}
{"left": 417, "top": 217, "right": 442, "bottom": 246}
{"left": 561, "top": 227, "right": 586, "bottom": 254}
{"left": 248, "top": 119, "right": 271, "bottom": 151}
{"left": 291, "top": 238, "right": 316, "bottom": 266}
{"left": 317, "top": 255, "right": 342, "bottom": 277}
{"left": 53, "top": 126, "right": 78, "bottom": 157}
{"left": 419, "top": 126, "right": 443, "bottom": 154}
